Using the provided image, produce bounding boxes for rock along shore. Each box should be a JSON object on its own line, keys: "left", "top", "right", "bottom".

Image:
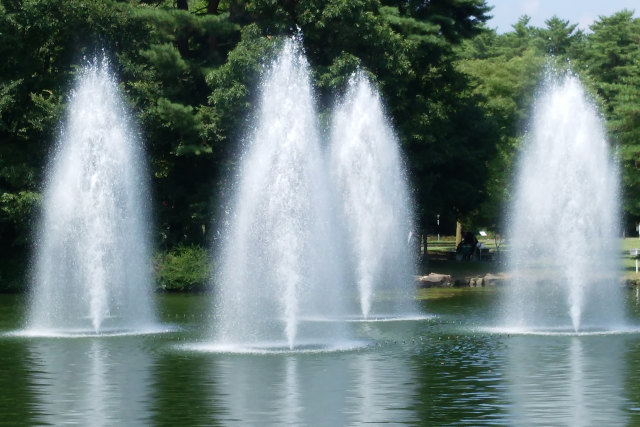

{"left": 415, "top": 272, "right": 509, "bottom": 288}
{"left": 416, "top": 273, "right": 640, "bottom": 289}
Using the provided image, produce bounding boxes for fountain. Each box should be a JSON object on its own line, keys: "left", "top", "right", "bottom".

{"left": 211, "top": 38, "right": 349, "bottom": 351}
{"left": 329, "top": 72, "right": 415, "bottom": 318}
{"left": 25, "top": 58, "right": 156, "bottom": 335}
{"left": 503, "top": 74, "right": 624, "bottom": 333}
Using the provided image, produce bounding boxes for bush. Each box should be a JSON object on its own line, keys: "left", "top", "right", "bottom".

{"left": 154, "top": 245, "right": 210, "bottom": 292}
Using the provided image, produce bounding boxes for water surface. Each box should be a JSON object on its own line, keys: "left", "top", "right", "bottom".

{"left": 2, "top": 289, "right": 640, "bottom": 425}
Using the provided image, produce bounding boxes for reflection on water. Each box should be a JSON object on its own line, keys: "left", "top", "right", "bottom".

{"left": 208, "top": 347, "right": 417, "bottom": 424}
{"left": 505, "top": 334, "right": 629, "bottom": 425}
{"left": 349, "top": 350, "right": 419, "bottom": 424}
{"left": 3, "top": 291, "right": 640, "bottom": 424}
{"left": 27, "top": 337, "right": 154, "bottom": 426}
{"left": 0, "top": 339, "right": 38, "bottom": 425}
{"left": 408, "top": 332, "right": 508, "bottom": 424}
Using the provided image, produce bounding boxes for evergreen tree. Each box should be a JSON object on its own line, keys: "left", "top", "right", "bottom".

{"left": 582, "top": 11, "right": 640, "bottom": 223}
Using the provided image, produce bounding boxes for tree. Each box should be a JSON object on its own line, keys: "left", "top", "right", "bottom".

{"left": 451, "top": 12, "right": 595, "bottom": 231}
{"left": 581, "top": 11, "right": 640, "bottom": 225}
{"left": 203, "top": 0, "right": 494, "bottom": 241}
{"left": 0, "top": 0, "right": 154, "bottom": 288}
{"left": 0, "top": 0, "right": 498, "bottom": 286}
{"left": 124, "top": 3, "right": 240, "bottom": 247}
{"left": 535, "top": 16, "right": 584, "bottom": 57}
{"left": 453, "top": 17, "right": 545, "bottom": 230}
{"left": 375, "top": 0, "right": 494, "bottom": 237}
{"left": 0, "top": 0, "right": 243, "bottom": 287}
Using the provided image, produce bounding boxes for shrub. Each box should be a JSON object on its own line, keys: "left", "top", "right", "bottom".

{"left": 154, "top": 245, "right": 210, "bottom": 292}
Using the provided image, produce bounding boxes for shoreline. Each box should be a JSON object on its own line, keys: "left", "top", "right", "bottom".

{"left": 416, "top": 272, "right": 640, "bottom": 289}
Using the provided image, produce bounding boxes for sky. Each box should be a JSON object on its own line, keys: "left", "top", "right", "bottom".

{"left": 485, "top": 0, "right": 638, "bottom": 33}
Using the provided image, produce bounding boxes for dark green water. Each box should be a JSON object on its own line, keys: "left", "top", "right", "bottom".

{"left": 2, "top": 289, "right": 640, "bottom": 425}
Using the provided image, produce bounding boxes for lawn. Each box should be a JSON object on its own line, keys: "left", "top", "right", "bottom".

{"left": 424, "top": 236, "right": 640, "bottom": 281}
{"left": 422, "top": 234, "right": 505, "bottom": 277}
{"left": 621, "top": 237, "right": 640, "bottom": 279}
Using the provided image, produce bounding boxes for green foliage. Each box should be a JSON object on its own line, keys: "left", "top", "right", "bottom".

{"left": 453, "top": 11, "right": 603, "bottom": 231}
{"left": 154, "top": 245, "right": 210, "bottom": 291}
{"left": 456, "top": 40, "right": 545, "bottom": 228}
{"left": 205, "top": 23, "right": 277, "bottom": 144}
{"left": 5, "top": 0, "right": 640, "bottom": 289}
{"left": 0, "top": 0, "right": 241, "bottom": 285}
{"left": 579, "top": 11, "right": 640, "bottom": 221}
{"left": 396, "top": 0, "right": 491, "bottom": 43}
{"left": 0, "top": 0, "right": 151, "bottom": 284}
{"left": 120, "top": 3, "right": 241, "bottom": 248}
{"left": 0, "top": 191, "right": 41, "bottom": 226}
{"left": 451, "top": 9, "right": 640, "bottom": 234}
{"left": 288, "top": 0, "right": 495, "bottom": 233}
{"left": 535, "top": 16, "right": 585, "bottom": 57}
{"left": 0, "top": 0, "right": 498, "bottom": 285}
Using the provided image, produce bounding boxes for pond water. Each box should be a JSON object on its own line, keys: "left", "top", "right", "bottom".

{"left": 2, "top": 288, "right": 640, "bottom": 425}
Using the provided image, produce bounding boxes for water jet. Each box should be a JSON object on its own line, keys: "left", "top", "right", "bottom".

{"left": 212, "top": 38, "right": 349, "bottom": 350}
{"left": 503, "top": 74, "right": 623, "bottom": 333}
{"left": 26, "top": 58, "right": 156, "bottom": 335}
{"left": 329, "top": 72, "right": 415, "bottom": 319}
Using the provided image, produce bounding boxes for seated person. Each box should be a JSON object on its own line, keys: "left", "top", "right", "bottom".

{"left": 457, "top": 232, "right": 479, "bottom": 260}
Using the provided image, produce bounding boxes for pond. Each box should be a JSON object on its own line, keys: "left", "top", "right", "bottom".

{"left": 1, "top": 288, "right": 640, "bottom": 425}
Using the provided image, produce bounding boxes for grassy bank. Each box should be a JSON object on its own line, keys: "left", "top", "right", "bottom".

{"left": 426, "top": 236, "right": 640, "bottom": 283}
{"left": 3, "top": 237, "right": 640, "bottom": 293}
{"left": 622, "top": 238, "right": 640, "bottom": 282}
{"left": 423, "top": 234, "right": 505, "bottom": 278}
{"left": 0, "top": 244, "right": 212, "bottom": 293}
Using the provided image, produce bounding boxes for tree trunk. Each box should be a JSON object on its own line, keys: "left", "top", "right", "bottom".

{"left": 207, "top": 0, "right": 220, "bottom": 14}
{"left": 421, "top": 232, "right": 429, "bottom": 272}
{"left": 176, "top": 0, "right": 189, "bottom": 57}
{"left": 455, "top": 221, "right": 463, "bottom": 248}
